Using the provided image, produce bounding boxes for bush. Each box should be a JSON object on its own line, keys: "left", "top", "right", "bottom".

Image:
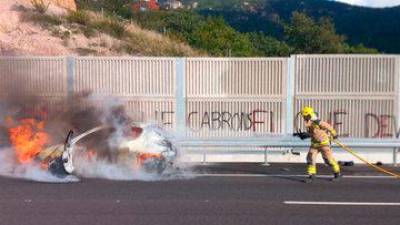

{"left": 31, "top": 0, "right": 50, "bottom": 14}
{"left": 67, "top": 10, "right": 90, "bottom": 25}
{"left": 284, "top": 12, "right": 346, "bottom": 54}
{"left": 344, "top": 43, "right": 379, "bottom": 54}
{"left": 248, "top": 32, "right": 291, "bottom": 56}
{"left": 92, "top": 19, "right": 126, "bottom": 39}
{"left": 191, "top": 17, "right": 255, "bottom": 56}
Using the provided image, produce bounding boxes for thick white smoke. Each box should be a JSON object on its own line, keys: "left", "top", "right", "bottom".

{"left": 71, "top": 122, "right": 192, "bottom": 181}
{"left": 0, "top": 65, "right": 192, "bottom": 183}
{"left": 72, "top": 150, "right": 161, "bottom": 181}
{"left": 0, "top": 93, "right": 192, "bottom": 183}
{"left": 0, "top": 147, "right": 79, "bottom": 183}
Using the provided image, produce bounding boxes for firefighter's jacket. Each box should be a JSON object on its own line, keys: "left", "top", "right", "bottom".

{"left": 305, "top": 119, "right": 337, "bottom": 148}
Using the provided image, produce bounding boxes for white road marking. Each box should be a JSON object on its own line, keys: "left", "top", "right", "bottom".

{"left": 194, "top": 174, "right": 397, "bottom": 179}
{"left": 284, "top": 201, "right": 400, "bottom": 206}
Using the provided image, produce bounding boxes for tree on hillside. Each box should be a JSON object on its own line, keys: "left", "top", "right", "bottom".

{"left": 284, "top": 12, "right": 346, "bottom": 54}
{"left": 76, "top": 0, "right": 132, "bottom": 15}
{"left": 248, "top": 32, "right": 291, "bottom": 56}
{"left": 162, "top": 11, "right": 204, "bottom": 43}
{"left": 191, "top": 17, "right": 255, "bottom": 56}
{"left": 344, "top": 43, "right": 379, "bottom": 54}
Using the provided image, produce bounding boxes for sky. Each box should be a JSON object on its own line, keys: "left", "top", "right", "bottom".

{"left": 334, "top": 0, "right": 400, "bottom": 8}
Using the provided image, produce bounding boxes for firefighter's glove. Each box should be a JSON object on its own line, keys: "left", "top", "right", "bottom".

{"left": 293, "top": 132, "right": 310, "bottom": 140}
{"left": 331, "top": 135, "right": 338, "bottom": 140}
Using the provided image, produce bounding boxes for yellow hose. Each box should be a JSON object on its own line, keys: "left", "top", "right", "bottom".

{"left": 333, "top": 140, "right": 400, "bottom": 178}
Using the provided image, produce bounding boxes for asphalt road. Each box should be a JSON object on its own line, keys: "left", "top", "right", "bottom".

{"left": 0, "top": 163, "right": 399, "bottom": 225}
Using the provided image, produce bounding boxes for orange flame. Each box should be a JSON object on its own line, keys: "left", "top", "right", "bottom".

{"left": 137, "top": 153, "right": 162, "bottom": 165}
{"left": 8, "top": 118, "right": 50, "bottom": 163}
{"left": 86, "top": 149, "right": 96, "bottom": 160}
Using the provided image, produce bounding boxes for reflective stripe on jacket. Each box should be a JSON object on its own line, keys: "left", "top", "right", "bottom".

{"left": 305, "top": 120, "right": 337, "bottom": 147}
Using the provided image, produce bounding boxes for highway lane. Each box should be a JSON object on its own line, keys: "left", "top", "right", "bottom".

{"left": 0, "top": 164, "right": 399, "bottom": 225}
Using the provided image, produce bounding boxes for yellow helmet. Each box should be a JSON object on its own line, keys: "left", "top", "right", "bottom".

{"left": 301, "top": 106, "right": 314, "bottom": 117}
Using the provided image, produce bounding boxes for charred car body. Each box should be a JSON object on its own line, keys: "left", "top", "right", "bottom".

{"left": 36, "top": 124, "right": 178, "bottom": 178}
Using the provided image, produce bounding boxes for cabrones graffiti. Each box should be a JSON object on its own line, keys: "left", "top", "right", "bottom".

{"left": 141, "top": 110, "right": 275, "bottom": 132}
{"left": 187, "top": 110, "right": 274, "bottom": 132}
{"left": 144, "top": 109, "right": 400, "bottom": 138}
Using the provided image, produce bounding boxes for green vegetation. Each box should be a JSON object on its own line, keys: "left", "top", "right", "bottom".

{"left": 66, "top": 10, "right": 90, "bottom": 25}
{"left": 283, "top": 12, "right": 377, "bottom": 54}
{"left": 344, "top": 44, "right": 379, "bottom": 54}
{"left": 284, "top": 12, "right": 346, "bottom": 54}
{"left": 91, "top": 18, "right": 126, "bottom": 39}
{"left": 75, "top": 0, "right": 380, "bottom": 56}
{"left": 76, "top": 0, "right": 132, "bottom": 15}
{"left": 128, "top": 10, "right": 286, "bottom": 56}
{"left": 182, "top": 0, "right": 265, "bottom": 10}
{"left": 187, "top": 0, "right": 398, "bottom": 53}
{"left": 190, "top": 17, "right": 255, "bottom": 56}
{"left": 248, "top": 32, "right": 291, "bottom": 56}
{"left": 128, "top": 10, "right": 376, "bottom": 56}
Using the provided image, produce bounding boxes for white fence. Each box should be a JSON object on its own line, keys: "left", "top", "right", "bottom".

{"left": 294, "top": 55, "right": 399, "bottom": 139}
{"left": 73, "top": 57, "right": 176, "bottom": 127}
{"left": 1, "top": 55, "right": 400, "bottom": 164}
{"left": 1, "top": 55, "right": 399, "bottom": 139}
{"left": 185, "top": 58, "right": 287, "bottom": 137}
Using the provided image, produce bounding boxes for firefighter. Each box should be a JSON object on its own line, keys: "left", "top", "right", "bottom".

{"left": 295, "top": 106, "right": 342, "bottom": 183}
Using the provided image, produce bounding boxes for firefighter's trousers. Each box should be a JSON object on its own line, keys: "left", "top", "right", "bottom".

{"left": 306, "top": 145, "right": 340, "bottom": 175}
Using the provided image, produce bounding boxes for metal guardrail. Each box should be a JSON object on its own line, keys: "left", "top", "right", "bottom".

{"left": 175, "top": 137, "right": 400, "bottom": 166}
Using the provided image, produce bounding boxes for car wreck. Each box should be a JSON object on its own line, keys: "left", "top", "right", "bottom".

{"left": 35, "top": 124, "right": 178, "bottom": 178}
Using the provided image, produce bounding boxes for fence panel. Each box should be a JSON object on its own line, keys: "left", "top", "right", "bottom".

{"left": 0, "top": 57, "right": 68, "bottom": 119}
{"left": 0, "top": 57, "right": 67, "bottom": 97}
{"left": 185, "top": 58, "right": 288, "bottom": 137}
{"left": 73, "top": 57, "right": 176, "bottom": 128}
{"left": 294, "top": 55, "right": 398, "bottom": 138}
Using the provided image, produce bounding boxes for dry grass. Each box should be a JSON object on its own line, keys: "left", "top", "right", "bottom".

{"left": 66, "top": 10, "right": 90, "bottom": 25}
{"left": 122, "top": 21, "right": 205, "bottom": 56}
{"left": 30, "top": 0, "right": 50, "bottom": 14}
{"left": 19, "top": 8, "right": 205, "bottom": 56}
{"left": 71, "top": 11, "right": 205, "bottom": 56}
{"left": 20, "top": 10, "right": 62, "bottom": 27}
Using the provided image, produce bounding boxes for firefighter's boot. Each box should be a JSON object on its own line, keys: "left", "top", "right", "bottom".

{"left": 331, "top": 172, "right": 342, "bottom": 182}
{"left": 305, "top": 164, "right": 316, "bottom": 183}
{"left": 304, "top": 174, "right": 315, "bottom": 183}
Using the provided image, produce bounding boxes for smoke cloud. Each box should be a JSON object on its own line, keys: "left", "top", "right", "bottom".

{"left": 0, "top": 67, "right": 190, "bottom": 183}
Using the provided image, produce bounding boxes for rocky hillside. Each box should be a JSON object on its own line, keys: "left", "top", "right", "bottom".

{"left": 0, "top": 0, "right": 202, "bottom": 56}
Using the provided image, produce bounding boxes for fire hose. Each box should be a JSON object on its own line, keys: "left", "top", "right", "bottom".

{"left": 333, "top": 140, "right": 400, "bottom": 178}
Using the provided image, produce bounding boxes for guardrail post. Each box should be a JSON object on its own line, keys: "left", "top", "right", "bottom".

{"left": 66, "top": 56, "right": 75, "bottom": 104}
{"left": 175, "top": 58, "right": 186, "bottom": 136}
{"left": 263, "top": 147, "right": 270, "bottom": 166}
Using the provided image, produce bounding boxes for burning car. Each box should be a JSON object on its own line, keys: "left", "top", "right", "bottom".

{"left": 8, "top": 119, "right": 178, "bottom": 178}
